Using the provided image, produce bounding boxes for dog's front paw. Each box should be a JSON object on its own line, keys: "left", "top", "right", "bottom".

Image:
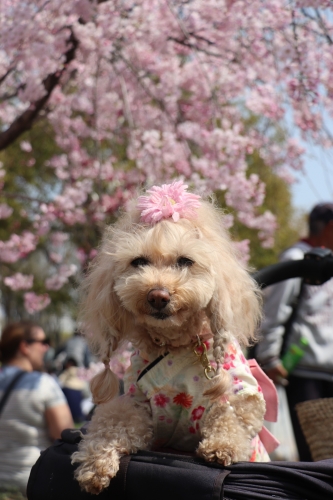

{"left": 72, "top": 449, "right": 120, "bottom": 494}
{"left": 197, "top": 439, "right": 250, "bottom": 466}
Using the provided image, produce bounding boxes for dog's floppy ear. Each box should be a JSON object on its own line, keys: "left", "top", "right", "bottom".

{"left": 197, "top": 202, "right": 262, "bottom": 400}
{"left": 207, "top": 253, "right": 261, "bottom": 347}
{"left": 197, "top": 201, "right": 262, "bottom": 349}
{"left": 78, "top": 230, "right": 132, "bottom": 404}
{"left": 204, "top": 259, "right": 261, "bottom": 400}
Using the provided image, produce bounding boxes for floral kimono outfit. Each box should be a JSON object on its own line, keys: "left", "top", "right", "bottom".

{"left": 123, "top": 338, "right": 272, "bottom": 461}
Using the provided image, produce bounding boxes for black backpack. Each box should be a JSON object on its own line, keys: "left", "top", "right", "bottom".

{"left": 27, "top": 428, "right": 333, "bottom": 500}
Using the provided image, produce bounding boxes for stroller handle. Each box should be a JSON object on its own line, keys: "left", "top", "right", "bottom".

{"left": 252, "top": 247, "right": 333, "bottom": 289}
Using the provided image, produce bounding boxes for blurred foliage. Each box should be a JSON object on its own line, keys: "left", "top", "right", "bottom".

{"left": 226, "top": 149, "right": 304, "bottom": 270}
{"left": 0, "top": 121, "right": 78, "bottom": 337}
{"left": 0, "top": 120, "right": 120, "bottom": 340}
{"left": 0, "top": 488, "right": 25, "bottom": 500}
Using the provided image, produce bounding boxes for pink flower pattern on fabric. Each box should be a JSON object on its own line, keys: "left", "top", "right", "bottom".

{"left": 191, "top": 405, "right": 205, "bottom": 421}
{"left": 154, "top": 393, "right": 170, "bottom": 408}
{"left": 137, "top": 180, "right": 201, "bottom": 224}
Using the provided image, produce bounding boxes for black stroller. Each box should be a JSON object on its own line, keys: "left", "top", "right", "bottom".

{"left": 27, "top": 248, "right": 333, "bottom": 500}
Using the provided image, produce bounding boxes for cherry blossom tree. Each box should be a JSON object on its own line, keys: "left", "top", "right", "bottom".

{"left": 1, "top": 0, "right": 333, "bottom": 315}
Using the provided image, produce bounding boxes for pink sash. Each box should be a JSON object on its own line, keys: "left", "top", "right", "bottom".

{"left": 248, "top": 359, "right": 280, "bottom": 453}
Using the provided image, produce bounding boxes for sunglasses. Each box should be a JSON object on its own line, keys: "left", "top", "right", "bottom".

{"left": 26, "top": 338, "right": 50, "bottom": 346}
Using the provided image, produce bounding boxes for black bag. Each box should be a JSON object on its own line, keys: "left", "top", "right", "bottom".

{"left": 27, "top": 428, "right": 333, "bottom": 500}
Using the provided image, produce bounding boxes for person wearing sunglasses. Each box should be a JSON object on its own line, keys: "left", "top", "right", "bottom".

{"left": 0, "top": 320, "right": 74, "bottom": 496}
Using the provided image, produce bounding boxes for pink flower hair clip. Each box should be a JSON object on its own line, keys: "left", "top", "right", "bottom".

{"left": 137, "top": 180, "right": 201, "bottom": 224}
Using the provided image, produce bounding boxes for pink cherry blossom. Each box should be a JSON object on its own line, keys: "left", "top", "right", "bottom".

{"left": 59, "top": 264, "right": 77, "bottom": 278}
{"left": 233, "top": 240, "right": 251, "bottom": 267}
{"left": 45, "top": 264, "right": 77, "bottom": 290}
{"left": 50, "top": 252, "right": 63, "bottom": 264}
{"left": 0, "top": 203, "right": 13, "bottom": 219}
{"left": 0, "top": 232, "right": 37, "bottom": 263}
{"left": 4, "top": 273, "right": 33, "bottom": 291}
{"left": 20, "top": 141, "right": 32, "bottom": 152}
{"left": 50, "top": 232, "right": 69, "bottom": 246}
{"left": 24, "top": 292, "right": 51, "bottom": 314}
{"left": 45, "top": 275, "right": 68, "bottom": 291}
{"left": 137, "top": 180, "right": 201, "bottom": 223}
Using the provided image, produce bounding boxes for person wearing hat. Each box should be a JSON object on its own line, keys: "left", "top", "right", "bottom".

{"left": 255, "top": 203, "right": 333, "bottom": 461}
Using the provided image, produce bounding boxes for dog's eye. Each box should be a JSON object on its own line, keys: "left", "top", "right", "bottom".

{"left": 130, "top": 257, "right": 150, "bottom": 267}
{"left": 176, "top": 257, "right": 194, "bottom": 268}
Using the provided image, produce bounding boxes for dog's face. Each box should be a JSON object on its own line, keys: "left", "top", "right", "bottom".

{"left": 111, "top": 218, "right": 216, "bottom": 344}
{"left": 80, "top": 196, "right": 261, "bottom": 363}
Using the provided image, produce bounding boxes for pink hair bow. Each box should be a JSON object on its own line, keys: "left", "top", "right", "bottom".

{"left": 137, "top": 180, "right": 201, "bottom": 224}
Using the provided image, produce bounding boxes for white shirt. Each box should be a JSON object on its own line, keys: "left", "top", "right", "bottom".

{"left": 0, "top": 366, "right": 67, "bottom": 493}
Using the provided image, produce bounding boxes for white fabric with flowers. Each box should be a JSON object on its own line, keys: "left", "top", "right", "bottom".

{"left": 123, "top": 338, "right": 269, "bottom": 460}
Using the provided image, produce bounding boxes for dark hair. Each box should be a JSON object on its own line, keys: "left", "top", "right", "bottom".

{"left": 309, "top": 203, "right": 333, "bottom": 236}
{"left": 0, "top": 320, "right": 42, "bottom": 363}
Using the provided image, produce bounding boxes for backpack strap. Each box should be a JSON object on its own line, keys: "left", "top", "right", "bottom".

{"left": 0, "top": 370, "right": 27, "bottom": 417}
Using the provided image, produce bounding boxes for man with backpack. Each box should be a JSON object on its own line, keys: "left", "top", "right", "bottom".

{"left": 255, "top": 203, "right": 333, "bottom": 461}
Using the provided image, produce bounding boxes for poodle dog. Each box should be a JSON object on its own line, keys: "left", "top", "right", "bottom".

{"left": 72, "top": 180, "right": 268, "bottom": 495}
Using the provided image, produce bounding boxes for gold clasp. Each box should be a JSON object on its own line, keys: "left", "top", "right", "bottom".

{"left": 194, "top": 335, "right": 216, "bottom": 380}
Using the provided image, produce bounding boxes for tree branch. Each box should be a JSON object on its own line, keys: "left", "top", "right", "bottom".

{"left": 0, "top": 31, "right": 78, "bottom": 151}
{"left": 0, "top": 67, "right": 14, "bottom": 86}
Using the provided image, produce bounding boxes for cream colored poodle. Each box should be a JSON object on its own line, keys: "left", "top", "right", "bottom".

{"left": 72, "top": 180, "right": 267, "bottom": 494}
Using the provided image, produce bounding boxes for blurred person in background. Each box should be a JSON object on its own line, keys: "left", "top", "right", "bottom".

{"left": 256, "top": 203, "right": 333, "bottom": 461}
{"left": 59, "top": 329, "right": 93, "bottom": 369}
{"left": 50, "top": 328, "right": 94, "bottom": 377}
{"left": 58, "top": 355, "right": 91, "bottom": 426}
{"left": 0, "top": 321, "right": 74, "bottom": 496}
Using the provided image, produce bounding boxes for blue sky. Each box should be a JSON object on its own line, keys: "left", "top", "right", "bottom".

{"left": 291, "top": 144, "right": 333, "bottom": 212}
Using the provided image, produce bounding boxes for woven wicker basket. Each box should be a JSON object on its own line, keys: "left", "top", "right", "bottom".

{"left": 296, "top": 398, "right": 333, "bottom": 461}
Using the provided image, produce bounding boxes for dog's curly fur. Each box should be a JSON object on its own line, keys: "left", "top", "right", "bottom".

{"left": 72, "top": 191, "right": 265, "bottom": 494}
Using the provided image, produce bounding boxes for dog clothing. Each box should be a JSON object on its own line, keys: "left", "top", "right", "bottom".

{"left": 123, "top": 338, "right": 271, "bottom": 461}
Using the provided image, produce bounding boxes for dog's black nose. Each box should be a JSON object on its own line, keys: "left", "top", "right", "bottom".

{"left": 147, "top": 288, "right": 170, "bottom": 310}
